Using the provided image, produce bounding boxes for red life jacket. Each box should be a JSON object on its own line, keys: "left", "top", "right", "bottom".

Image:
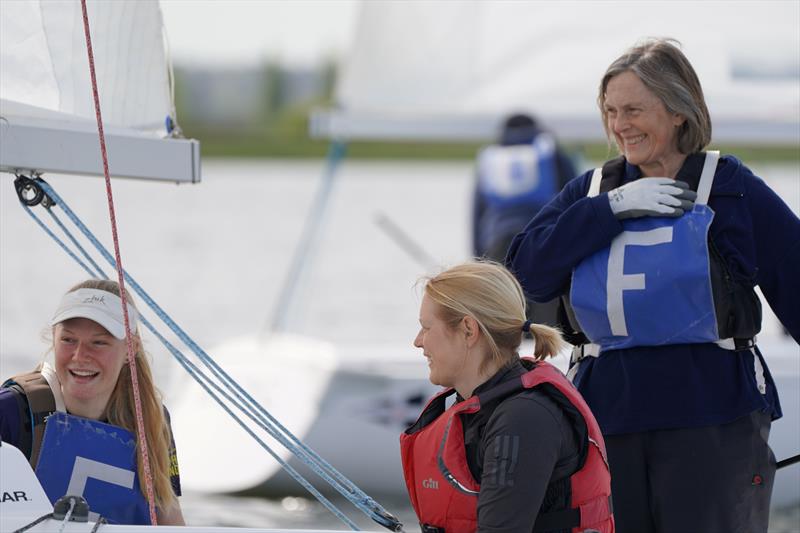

{"left": 400, "top": 360, "right": 614, "bottom": 533}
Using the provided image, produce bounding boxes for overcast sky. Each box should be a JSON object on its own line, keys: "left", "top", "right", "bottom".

{"left": 160, "top": 0, "right": 359, "bottom": 67}
{"left": 158, "top": 0, "right": 798, "bottom": 73}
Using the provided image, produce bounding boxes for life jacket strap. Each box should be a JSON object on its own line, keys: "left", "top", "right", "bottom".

{"left": 716, "top": 337, "right": 757, "bottom": 352}
{"left": 570, "top": 343, "right": 600, "bottom": 364}
{"left": 696, "top": 151, "right": 719, "bottom": 206}
{"left": 572, "top": 337, "right": 756, "bottom": 359}
{"left": 420, "top": 524, "right": 445, "bottom": 533}
{"left": 2, "top": 369, "right": 59, "bottom": 468}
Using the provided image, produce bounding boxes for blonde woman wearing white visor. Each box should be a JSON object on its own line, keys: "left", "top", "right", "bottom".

{"left": 0, "top": 279, "right": 184, "bottom": 526}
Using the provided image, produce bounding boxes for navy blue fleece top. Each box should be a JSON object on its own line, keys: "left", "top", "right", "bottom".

{"left": 506, "top": 154, "right": 799, "bottom": 434}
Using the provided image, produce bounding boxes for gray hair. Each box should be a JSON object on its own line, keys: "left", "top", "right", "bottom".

{"left": 598, "top": 38, "right": 711, "bottom": 154}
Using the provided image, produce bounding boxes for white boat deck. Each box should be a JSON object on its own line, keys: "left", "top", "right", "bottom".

{"left": 1, "top": 442, "right": 385, "bottom": 533}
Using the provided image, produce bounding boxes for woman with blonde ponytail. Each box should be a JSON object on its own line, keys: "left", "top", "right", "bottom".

{"left": 401, "top": 261, "right": 614, "bottom": 533}
{"left": 0, "top": 279, "right": 184, "bottom": 526}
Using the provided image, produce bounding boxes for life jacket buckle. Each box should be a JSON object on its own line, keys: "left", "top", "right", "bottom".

{"left": 733, "top": 337, "right": 756, "bottom": 352}
{"left": 570, "top": 343, "right": 600, "bottom": 364}
{"left": 420, "top": 524, "right": 445, "bottom": 533}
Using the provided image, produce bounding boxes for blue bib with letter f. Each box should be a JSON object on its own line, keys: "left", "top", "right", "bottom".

{"left": 35, "top": 411, "right": 152, "bottom": 525}
{"left": 570, "top": 152, "right": 720, "bottom": 353}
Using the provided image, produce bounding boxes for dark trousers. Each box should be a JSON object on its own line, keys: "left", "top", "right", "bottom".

{"left": 606, "top": 410, "right": 776, "bottom": 533}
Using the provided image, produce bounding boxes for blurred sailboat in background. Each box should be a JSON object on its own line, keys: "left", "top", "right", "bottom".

{"left": 313, "top": 0, "right": 800, "bottom": 145}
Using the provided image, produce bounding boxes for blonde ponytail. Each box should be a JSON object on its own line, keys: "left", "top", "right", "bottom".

{"left": 529, "top": 323, "right": 566, "bottom": 361}
{"left": 423, "top": 261, "right": 568, "bottom": 371}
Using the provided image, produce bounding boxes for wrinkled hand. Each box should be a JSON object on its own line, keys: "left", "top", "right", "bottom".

{"left": 608, "top": 178, "right": 697, "bottom": 220}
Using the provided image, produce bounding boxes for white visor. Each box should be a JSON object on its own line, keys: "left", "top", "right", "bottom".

{"left": 50, "top": 288, "right": 138, "bottom": 340}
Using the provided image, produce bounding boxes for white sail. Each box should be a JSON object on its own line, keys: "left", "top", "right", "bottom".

{"left": 314, "top": 0, "right": 800, "bottom": 144}
{"left": 0, "top": 0, "right": 200, "bottom": 182}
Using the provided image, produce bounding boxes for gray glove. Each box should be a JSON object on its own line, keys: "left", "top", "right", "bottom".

{"left": 608, "top": 178, "right": 697, "bottom": 219}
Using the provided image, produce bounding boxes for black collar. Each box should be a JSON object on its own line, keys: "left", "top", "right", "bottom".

{"left": 624, "top": 152, "right": 707, "bottom": 192}
{"left": 468, "top": 359, "right": 526, "bottom": 398}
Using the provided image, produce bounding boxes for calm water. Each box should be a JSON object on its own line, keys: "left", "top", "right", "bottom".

{"left": 1, "top": 159, "right": 798, "bottom": 531}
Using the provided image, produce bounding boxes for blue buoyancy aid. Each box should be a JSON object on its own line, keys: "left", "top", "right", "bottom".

{"left": 35, "top": 411, "right": 152, "bottom": 525}
{"left": 477, "top": 134, "right": 559, "bottom": 210}
{"left": 570, "top": 151, "right": 757, "bottom": 353}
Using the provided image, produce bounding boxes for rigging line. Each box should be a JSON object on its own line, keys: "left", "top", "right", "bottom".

{"left": 45, "top": 209, "right": 106, "bottom": 279}
{"left": 32, "top": 181, "right": 334, "bottom": 472}
{"left": 19, "top": 189, "right": 361, "bottom": 529}
{"left": 11, "top": 513, "right": 53, "bottom": 533}
{"left": 56, "top": 497, "right": 75, "bottom": 533}
{"left": 78, "top": 0, "right": 156, "bottom": 524}
{"left": 142, "top": 319, "right": 364, "bottom": 522}
{"left": 161, "top": 9, "right": 182, "bottom": 138}
{"left": 777, "top": 454, "right": 799, "bottom": 469}
{"left": 135, "top": 302, "right": 377, "bottom": 528}
{"left": 373, "top": 211, "right": 438, "bottom": 270}
{"left": 268, "top": 140, "right": 348, "bottom": 333}
{"left": 32, "top": 179, "right": 402, "bottom": 531}
{"left": 17, "top": 204, "right": 101, "bottom": 279}
{"left": 158, "top": 344, "right": 396, "bottom": 528}
{"left": 137, "top": 318, "right": 360, "bottom": 531}
{"left": 253, "top": 143, "right": 403, "bottom": 525}
{"left": 14, "top": 176, "right": 103, "bottom": 278}
{"left": 16, "top": 197, "right": 334, "bottom": 515}
{"left": 30, "top": 177, "right": 391, "bottom": 516}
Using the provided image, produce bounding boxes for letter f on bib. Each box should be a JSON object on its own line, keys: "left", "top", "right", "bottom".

{"left": 607, "top": 228, "right": 673, "bottom": 336}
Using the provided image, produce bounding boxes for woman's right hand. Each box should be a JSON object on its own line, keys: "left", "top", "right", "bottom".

{"left": 608, "top": 178, "right": 697, "bottom": 219}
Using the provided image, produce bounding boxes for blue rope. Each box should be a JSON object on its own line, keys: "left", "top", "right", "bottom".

{"left": 33, "top": 181, "right": 364, "bottom": 528}
{"left": 17, "top": 196, "right": 363, "bottom": 528}
{"left": 38, "top": 179, "right": 383, "bottom": 500}
{"left": 17, "top": 201, "right": 362, "bottom": 526}
{"left": 45, "top": 208, "right": 106, "bottom": 278}
{"left": 137, "top": 315, "right": 360, "bottom": 530}
{"left": 26, "top": 178, "right": 401, "bottom": 531}
{"left": 18, "top": 204, "right": 100, "bottom": 278}
{"left": 270, "top": 141, "right": 347, "bottom": 332}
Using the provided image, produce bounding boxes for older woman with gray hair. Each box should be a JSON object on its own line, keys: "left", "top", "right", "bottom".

{"left": 506, "top": 38, "right": 799, "bottom": 532}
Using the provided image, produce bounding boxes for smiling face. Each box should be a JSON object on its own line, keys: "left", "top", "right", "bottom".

{"left": 54, "top": 317, "right": 129, "bottom": 419}
{"left": 413, "top": 293, "right": 468, "bottom": 390}
{"left": 604, "top": 70, "right": 687, "bottom": 177}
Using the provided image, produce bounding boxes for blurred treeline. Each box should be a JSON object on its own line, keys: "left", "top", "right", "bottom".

{"left": 174, "top": 62, "right": 799, "bottom": 162}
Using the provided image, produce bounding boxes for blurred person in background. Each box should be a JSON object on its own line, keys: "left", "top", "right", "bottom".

{"left": 506, "top": 38, "right": 800, "bottom": 533}
{"left": 472, "top": 113, "right": 576, "bottom": 327}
